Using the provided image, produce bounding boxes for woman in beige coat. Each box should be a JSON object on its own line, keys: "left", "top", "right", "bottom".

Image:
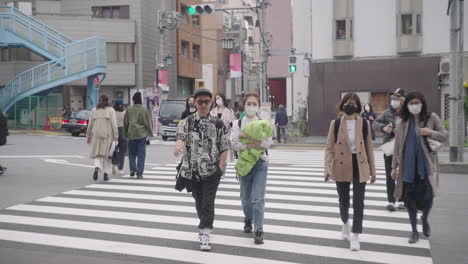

{"left": 86, "top": 95, "right": 118, "bottom": 181}
{"left": 391, "top": 92, "right": 448, "bottom": 244}
{"left": 324, "top": 93, "right": 376, "bottom": 251}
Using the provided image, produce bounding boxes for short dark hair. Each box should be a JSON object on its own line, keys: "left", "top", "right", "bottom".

{"left": 194, "top": 88, "right": 212, "bottom": 99}
{"left": 337, "top": 93, "right": 362, "bottom": 113}
{"left": 132, "top": 92, "right": 142, "bottom": 104}
{"left": 400, "top": 92, "right": 431, "bottom": 122}
{"left": 97, "top": 95, "right": 109, "bottom": 109}
{"left": 243, "top": 92, "right": 261, "bottom": 106}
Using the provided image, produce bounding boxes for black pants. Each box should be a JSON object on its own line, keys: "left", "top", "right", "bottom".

{"left": 117, "top": 127, "right": 127, "bottom": 170}
{"left": 384, "top": 154, "right": 396, "bottom": 203}
{"left": 276, "top": 127, "right": 287, "bottom": 143}
{"left": 191, "top": 169, "right": 222, "bottom": 230}
{"left": 336, "top": 154, "right": 367, "bottom": 234}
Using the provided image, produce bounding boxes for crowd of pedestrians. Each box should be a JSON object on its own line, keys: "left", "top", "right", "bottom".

{"left": 80, "top": 86, "right": 447, "bottom": 253}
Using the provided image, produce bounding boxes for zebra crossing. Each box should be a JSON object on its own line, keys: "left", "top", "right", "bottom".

{"left": 0, "top": 149, "right": 433, "bottom": 264}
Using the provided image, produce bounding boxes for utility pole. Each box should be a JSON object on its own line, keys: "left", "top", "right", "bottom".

{"left": 260, "top": 0, "right": 270, "bottom": 103}
{"left": 449, "top": 0, "right": 465, "bottom": 162}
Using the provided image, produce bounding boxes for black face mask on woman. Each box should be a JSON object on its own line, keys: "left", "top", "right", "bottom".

{"left": 343, "top": 105, "right": 357, "bottom": 116}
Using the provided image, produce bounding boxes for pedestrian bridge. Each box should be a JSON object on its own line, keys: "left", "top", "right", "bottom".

{"left": 0, "top": 6, "right": 106, "bottom": 112}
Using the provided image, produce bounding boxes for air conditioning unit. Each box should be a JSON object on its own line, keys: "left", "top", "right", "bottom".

{"left": 439, "top": 59, "right": 450, "bottom": 75}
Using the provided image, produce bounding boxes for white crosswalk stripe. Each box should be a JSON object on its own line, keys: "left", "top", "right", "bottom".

{"left": 0, "top": 149, "right": 433, "bottom": 264}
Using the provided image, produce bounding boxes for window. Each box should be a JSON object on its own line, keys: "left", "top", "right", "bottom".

{"left": 244, "top": 16, "right": 254, "bottom": 26}
{"left": 181, "top": 41, "right": 190, "bottom": 58}
{"left": 218, "top": 0, "right": 229, "bottom": 4}
{"left": 92, "top": 6, "right": 129, "bottom": 19}
{"left": 401, "top": 14, "right": 412, "bottom": 35}
{"left": 193, "top": 44, "right": 200, "bottom": 60}
{"left": 0, "top": 47, "right": 46, "bottom": 62}
{"left": 106, "top": 43, "right": 135, "bottom": 63}
{"left": 416, "top": 14, "right": 421, "bottom": 34}
{"left": 350, "top": 19, "right": 353, "bottom": 40}
{"left": 192, "top": 15, "right": 200, "bottom": 27}
{"left": 336, "top": 20, "right": 346, "bottom": 40}
{"left": 248, "top": 36, "right": 254, "bottom": 46}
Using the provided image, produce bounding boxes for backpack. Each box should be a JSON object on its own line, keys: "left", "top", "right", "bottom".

{"left": 334, "top": 118, "right": 368, "bottom": 144}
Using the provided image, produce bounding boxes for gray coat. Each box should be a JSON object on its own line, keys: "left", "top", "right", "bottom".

{"left": 86, "top": 107, "right": 118, "bottom": 158}
{"left": 373, "top": 108, "right": 399, "bottom": 144}
{"left": 391, "top": 113, "right": 448, "bottom": 199}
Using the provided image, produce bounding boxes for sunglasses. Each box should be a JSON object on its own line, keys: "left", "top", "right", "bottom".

{"left": 196, "top": 99, "right": 211, "bottom": 105}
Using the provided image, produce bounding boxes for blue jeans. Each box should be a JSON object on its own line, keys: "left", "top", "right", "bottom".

{"left": 240, "top": 159, "right": 268, "bottom": 232}
{"left": 128, "top": 137, "right": 146, "bottom": 176}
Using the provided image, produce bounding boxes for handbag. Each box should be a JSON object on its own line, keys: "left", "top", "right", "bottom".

{"left": 109, "top": 141, "right": 118, "bottom": 165}
{"left": 380, "top": 138, "right": 395, "bottom": 157}
{"left": 422, "top": 114, "right": 442, "bottom": 153}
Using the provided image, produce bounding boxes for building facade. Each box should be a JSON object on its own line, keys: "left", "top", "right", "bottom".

{"left": 296, "top": 0, "right": 468, "bottom": 135}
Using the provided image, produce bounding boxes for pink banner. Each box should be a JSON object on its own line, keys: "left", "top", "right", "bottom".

{"left": 230, "top": 53, "right": 241, "bottom": 78}
{"left": 158, "top": 70, "right": 169, "bottom": 93}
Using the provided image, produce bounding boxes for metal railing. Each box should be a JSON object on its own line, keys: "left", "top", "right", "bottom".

{"left": 0, "top": 37, "right": 107, "bottom": 111}
{"left": 0, "top": 6, "right": 73, "bottom": 57}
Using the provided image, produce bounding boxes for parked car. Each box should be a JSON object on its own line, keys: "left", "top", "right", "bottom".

{"left": 158, "top": 99, "right": 185, "bottom": 141}
{"left": 62, "top": 110, "right": 90, "bottom": 136}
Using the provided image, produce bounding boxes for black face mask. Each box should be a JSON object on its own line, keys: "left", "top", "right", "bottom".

{"left": 343, "top": 105, "right": 357, "bottom": 116}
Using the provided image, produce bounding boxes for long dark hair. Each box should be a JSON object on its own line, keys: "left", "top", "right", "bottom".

{"left": 185, "top": 96, "right": 195, "bottom": 112}
{"left": 97, "top": 95, "right": 109, "bottom": 109}
{"left": 400, "top": 92, "right": 431, "bottom": 122}
{"left": 363, "top": 103, "right": 373, "bottom": 113}
{"left": 215, "top": 93, "right": 230, "bottom": 109}
{"left": 337, "top": 93, "right": 362, "bottom": 113}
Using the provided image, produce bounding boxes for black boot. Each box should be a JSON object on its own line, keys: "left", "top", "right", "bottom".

{"left": 421, "top": 216, "right": 431, "bottom": 237}
{"left": 93, "top": 167, "right": 99, "bottom": 181}
{"left": 408, "top": 232, "right": 419, "bottom": 244}
{"left": 254, "top": 228, "right": 264, "bottom": 244}
{"left": 103, "top": 173, "right": 109, "bottom": 181}
{"left": 243, "top": 218, "right": 252, "bottom": 233}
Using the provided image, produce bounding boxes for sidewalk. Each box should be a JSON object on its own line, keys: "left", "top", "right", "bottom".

{"left": 10, "top": 129, "right": 69, "bottom": 136}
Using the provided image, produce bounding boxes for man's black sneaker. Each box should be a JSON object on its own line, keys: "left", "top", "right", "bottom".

{"left": 254, "top": 229, "right": 264, "bottom": 244}
{"left": 130, "top": 171, "right": 136, "bottom": 177}
{"left": 103, "top": 173, "right": 109, "bottom": 181}
{"left": 243, "top": 218, "right": 252, "bottom": 233}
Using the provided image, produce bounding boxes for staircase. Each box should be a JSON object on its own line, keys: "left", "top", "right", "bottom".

{"left": 0, "top": 6, "right": 106, "bottom": 112}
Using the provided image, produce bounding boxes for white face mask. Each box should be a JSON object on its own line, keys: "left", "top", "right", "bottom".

{"left": 391, "top": 100, "right": 401, "bottom": 109}
{"left": 245, "top": 106, "right": 258, "bottom": 117}
{"left": 408, "top": 104, "right": 422, "bottom": 115}
{"left": 216, "top": 99, "right": 223, "bottom": 106}
{"left": 364, "top": 105, "right": 370, "bottom": 112}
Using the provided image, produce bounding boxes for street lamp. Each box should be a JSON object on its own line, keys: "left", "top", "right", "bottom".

{"left": 164, "top": 55, "right": 173, "bottom": 65}
{"left": 222, "top": 38, "right": 234, "bottom": 50}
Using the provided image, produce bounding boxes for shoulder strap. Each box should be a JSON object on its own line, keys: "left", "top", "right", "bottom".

{"left": 334, "top": 118, "right": 341, "bottom": 143}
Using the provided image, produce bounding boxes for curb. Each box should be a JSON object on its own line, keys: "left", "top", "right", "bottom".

{"left": 10, "top": 129, "right": 70, "bottom": 136}
{"left": 439, "top": 161, "right": 468, "bottom": 174}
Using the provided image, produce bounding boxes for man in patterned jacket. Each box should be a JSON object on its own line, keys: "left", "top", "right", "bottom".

{"left": 175, "top": 88, "right": 229, "bottom": 251}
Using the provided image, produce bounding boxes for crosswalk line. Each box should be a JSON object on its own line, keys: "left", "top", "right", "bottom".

{"left": 84, "top": 184, "right": 392, "bottom": 207}
{"left": 62, "top": 189, "right": 408, "bottom": 219}
{"left": 0, "top": 229, "right": 294, "bottom": 264}
{"left": 0, "top": 215, "right": 432, "bottom": 264}
{"left": 94, "top": 181, "right": 388, "bottom": 198}
{"left": 3, "top": 205, "right": 429, "bottom": 249}
{"left": 35, "top": 196, "right": 416, "bottom": 231}
{"left": 152, "top": 166, "right": 387, "bottom": 174}
{"left": 122, "top": 175, "right": 388, "bottom": 190}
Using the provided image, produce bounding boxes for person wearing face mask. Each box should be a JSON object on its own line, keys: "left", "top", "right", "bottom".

{"left": 324, "top": 93, "right": 376, "bottom": 251}
{"left": 181, "top": 96, "right": 196, "bottom": 120}
{"left": 361, "top": 103, "right": 376, "bottom": 140}
{"left": 373, "top": 88, "right": 406, "bottom": 212}
{"left": 391, "top": 92, "right": 447, "bottom": 244}
{"left": 231, "top": 92, "right": 273, "bottom": 245}
{"left": 210, "top": 93, "right": 236, "bottom": 177}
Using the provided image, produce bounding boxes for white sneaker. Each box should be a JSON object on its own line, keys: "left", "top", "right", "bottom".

{"left": 341, "top": 222, "right": 351, "bottom": 241}
{"left": 397, "top": 202, "right": 405, "bottom": 209}
{"left": 200, "top": 233, "right": 211, "bottom": 251}
{"left": 118, "top": 170, "right": 124, "bottom": 174}
{"left": 350, "top": 233, "right": 360, "bottom": 251}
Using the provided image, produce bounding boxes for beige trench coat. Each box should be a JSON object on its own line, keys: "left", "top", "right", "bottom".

{"left": 392, "top": 113, "right": 448, "bottom": 199}
{"left": 86, "top": 107, "right": 118, "bottom": 158}
{"left": 324, "top": 115, "right": 376, "bottom": 183}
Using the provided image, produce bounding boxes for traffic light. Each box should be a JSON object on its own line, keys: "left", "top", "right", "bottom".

{"left": 288, "top": 55, "right": 297, "bottom": 73}
{"left": 187, "top": 4, "right": 215, "bottom": 15}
